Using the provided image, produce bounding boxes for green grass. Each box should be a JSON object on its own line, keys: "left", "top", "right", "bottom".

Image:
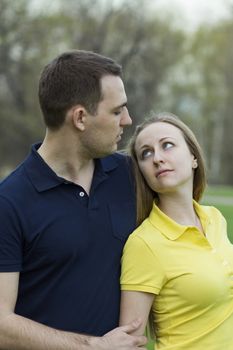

{"left": 205, "top": 185, "right": 233, "bottom": 197}
{"left": 147, "top": 340, "right": 154, "bottom": 350}
{"left": 147, "top": 341, "right": 154, "bottom": 350}
{"left": 146, "top": 186, "right": 233, "bottom": 349}
{"left": 211, "top": 204, "right": 233, "bottom": 242}
{"left": 202, "top": 185, "right": 233, "bottom": 242}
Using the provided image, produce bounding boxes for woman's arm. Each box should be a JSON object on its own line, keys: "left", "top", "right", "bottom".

{"left": 0, "top": 272, "right": 147, "bottom": 350}
{"left": 119, "top": 291, "right": 154, "bottom": 336}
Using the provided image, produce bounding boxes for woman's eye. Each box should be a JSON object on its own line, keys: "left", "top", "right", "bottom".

{"left": 141, "top": 149, "right": 153, "bottom": 159}
{"left": 163, "top": 142, "right": 174, "bottom": 150}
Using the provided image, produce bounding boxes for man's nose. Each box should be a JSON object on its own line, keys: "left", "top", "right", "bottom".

{"left": 121, "top": 108, "right": 132, "bottom": 126}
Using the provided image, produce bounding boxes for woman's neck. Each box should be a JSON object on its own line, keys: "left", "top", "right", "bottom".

{"left": 157, "top": 192, "right": 203, "bottom": 233}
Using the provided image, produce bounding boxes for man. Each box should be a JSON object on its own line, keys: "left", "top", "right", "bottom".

{"left": 0, "top": 50, "right": 147, "bottom": 349}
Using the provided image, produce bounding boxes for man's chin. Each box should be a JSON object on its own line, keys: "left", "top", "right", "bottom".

{"left": 95, "top": 145, "right": 117, "bottom": 158}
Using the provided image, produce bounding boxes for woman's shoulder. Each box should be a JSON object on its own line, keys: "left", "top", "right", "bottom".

{"left": 198, "top": 203, "right": 224, "bottom": 219}
{"left": 126, "top": 217, "right": 162, "bottom": 248}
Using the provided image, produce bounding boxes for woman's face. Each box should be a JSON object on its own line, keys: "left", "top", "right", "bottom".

{"left": 135, "top": 122, "right": 196, "bottom": 196}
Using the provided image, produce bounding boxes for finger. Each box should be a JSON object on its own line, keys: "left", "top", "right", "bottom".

{"left": 135, "top": 335, "right": 147, "bottom": 346}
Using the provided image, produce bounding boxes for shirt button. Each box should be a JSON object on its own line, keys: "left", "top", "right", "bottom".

{"left": 79, "top": 191, "right": 85, "bottom": 197}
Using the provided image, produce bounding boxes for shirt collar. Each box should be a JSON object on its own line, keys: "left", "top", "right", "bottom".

{"left": 24, "top": 143, "right": 120, "bottom": 192}
{"left": 148, "top": 200, "right": 210, "bottom": 240}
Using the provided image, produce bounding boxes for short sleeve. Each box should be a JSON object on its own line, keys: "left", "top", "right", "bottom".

{"left": 0, "top": 195, "right": 23, "bottom": 271}
{"left": 120, "top": 234, "right": 166, "bottom": 295}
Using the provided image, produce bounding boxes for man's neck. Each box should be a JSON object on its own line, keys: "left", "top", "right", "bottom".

{"left": 38, "top": 133, "right": 95, "bottom": 194}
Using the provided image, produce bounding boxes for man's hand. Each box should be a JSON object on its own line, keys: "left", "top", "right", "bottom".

{"left": 91, "top": 319, "right": 147, "bottom": 350}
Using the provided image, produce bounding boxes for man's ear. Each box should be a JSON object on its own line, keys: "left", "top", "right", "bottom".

{"left": 72, "top": 106, "right": 88, "bottom": 131}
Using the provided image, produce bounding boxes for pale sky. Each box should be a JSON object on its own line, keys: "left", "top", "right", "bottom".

{"left": 153, "top": 0, "right": 232, "bottom": 30}
{"left": 31, "top": 0, "right": 233, "bottom": 30}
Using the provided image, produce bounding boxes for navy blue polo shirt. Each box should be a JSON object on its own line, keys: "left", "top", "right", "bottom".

{"left": 0, "top": 144, "right": 136, "bottom": 335}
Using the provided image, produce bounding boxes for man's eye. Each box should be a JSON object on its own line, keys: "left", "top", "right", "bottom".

{"left": 141, "top": 149, "right": 153, "bottom": 159}
{"left": 114, "top": 108, "right": 123, "bottom": 115}
{"left": 163, "top": 142, "right": 174, "bottom": 150}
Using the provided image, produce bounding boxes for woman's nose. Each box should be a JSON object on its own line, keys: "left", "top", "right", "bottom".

{"left": 153, "top": 150, "right": 164, "bottom": 164}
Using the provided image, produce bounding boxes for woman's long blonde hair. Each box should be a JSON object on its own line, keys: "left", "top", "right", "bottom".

{"left": 128, "top": 112, "right": 207, "bottom": 226}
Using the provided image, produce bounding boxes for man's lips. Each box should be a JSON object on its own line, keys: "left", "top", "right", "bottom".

{"left": 156, "top": 169, "right": 173, "bottom": 178}
{"left": 117, "top": 131, "right": 123, "bottom": 141}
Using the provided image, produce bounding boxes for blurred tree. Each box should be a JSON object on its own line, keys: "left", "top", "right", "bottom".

{"left": 0, "top": 0, "right": 185, "bottom": 175}
{"left": 154, "top": 16, "right": 233, "bottom": 185}
{"left": 0, "top": 0, "right": 53, "bottom": 169}
{"left": 51, "top": 0, "right": 186, "bottom": 143}
{"left": 186, "top": 21, "right": 233, "bottom": 185}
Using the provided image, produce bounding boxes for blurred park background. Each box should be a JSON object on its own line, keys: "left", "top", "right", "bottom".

{"left": 0, "top": 0, "right": 233, "bottom": 185}
{"left": 0, "top": 0, "right": 233, "bottom": 186}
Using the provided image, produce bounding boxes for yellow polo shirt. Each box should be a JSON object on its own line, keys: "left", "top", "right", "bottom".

{"left": 121, "top": 201, "right": 233, "bottom": 350}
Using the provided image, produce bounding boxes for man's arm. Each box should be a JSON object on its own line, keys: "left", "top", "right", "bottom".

{"left": 0, "top": 272, "right": 147, "bottom": 350}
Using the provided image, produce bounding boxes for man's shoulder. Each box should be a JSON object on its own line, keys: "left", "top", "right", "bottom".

{"left": 0, "top": 163, "right": 24, "bottom": 188}
{"left": 0, "top": 159, "right": 30, "bottom": 199}
{"left": 100, "top": 152, "right": 133, "bottom": 175}
{"left": 102, "top": 151, "right": 131, "bottom": 166}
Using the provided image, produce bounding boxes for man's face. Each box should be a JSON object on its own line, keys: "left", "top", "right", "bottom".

{"left": 81, "top": 75, "right": 132, "bottom": 158}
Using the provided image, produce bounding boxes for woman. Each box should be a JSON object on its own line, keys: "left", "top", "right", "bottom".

{"left": 120, "top": 112, "right": 233, "bottom": 350}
